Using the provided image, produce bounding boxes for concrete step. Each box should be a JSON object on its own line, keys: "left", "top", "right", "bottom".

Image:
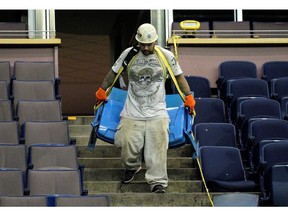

{"left": 83, "top": 167, "right": 199, "bottom": 181}
{"left": 84, "top": 180, "right": 203, "bottom": 193}
{"left": 68, "top": 116, "right": 94, "bottom": 125}
{"left": 95, "top": 192, "right": 214, "bottom": 207}
{"left": 77, "top": 144, "right": 194, "bottom": 158}
{"left": 69, "top": 125, "right": 92, "bottom": 136}
{"left": 79, "top": 157, "right": 194, "bottom": 169}
{"left": 68, "top": 116, "right": 218, "bottom": 207}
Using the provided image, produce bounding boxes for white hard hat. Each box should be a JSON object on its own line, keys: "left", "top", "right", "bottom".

{"left": 135, "top": 23, "right": 158, "bottom": 44}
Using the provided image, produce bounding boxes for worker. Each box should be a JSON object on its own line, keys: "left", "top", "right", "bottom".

{"left": 95, "top": 23, "right": 195, "bottom": 193}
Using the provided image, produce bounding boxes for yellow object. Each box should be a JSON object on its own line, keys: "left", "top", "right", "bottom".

{"left": 171, "top": 35, "right": 181, "bottom": 61}
{"left": 154, "top": 46, "right": 196, "bottom": 117}
{"left": 68, "top": 116, "right": 77, "bottom": 121}
{"left": 180, "top": 20, "right": 200, "bottom": 30}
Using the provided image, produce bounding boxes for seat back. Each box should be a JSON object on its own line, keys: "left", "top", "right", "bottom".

{"left": 28, "top": 144, "right": 79, "bottom": 170}
{"left": 16, "top": 100, "right": 62, "bottom": 128}
{"left": 12, "top": 80, "right": 56, "bottom": 113}
{"left": 199, "top": 146, "right": 246, "bottom": 182}
{"left": 0, "top": 145, "right": 26, "bottom": 171}
{"left": 0, "top": 61, "right": 11, "bottom": 90}
{"left": 14, "top": 61, "right": 55, "bottom": 81}
{"left": 261, "top": 61, "right": 288, "bottom": 82}
{"left": 260, "top": 142, "right": 288, "bottom": 205}
{"left": 0, "top": 121, "right": 19, "bottom": 144}
{"left": 270, "top": 163, "right": 288, "bottom": 206}
{"left": 0, "top": 81, "right": 8, "bottom": 100}
{"left": 194, "top": 122, "right": 237, "bottom": 148}
{"left": 270, "top": 77, "right": 288, "bottom": 101}
{"left": 54, "top": 195, "right": 110, "bottom": 206}
{"left": 225, "top": 78, "right": 269, "bottom": 106}
{"left": 238, "top": 98, "right": 282, "bottom": 149}
{"left": 171, "top": 75, "right": 211, "bottom": 98}
{"left": 0, "top": 195, "right": 48, "bottom": 206}
{"left": 13, "top": 61, "right": 60, "bottom": 96}
{"left": 198, "top": 146, "right": 256, "bottom": 192}
{"left": 217, "top": 60, "right": 258, "bottom": 92}
{"left": 0, "top": 169, "right": 25, "bottom": 196}
{"left": 22, "top": 121, "right": 70, "bottom": 148}
{"left": 262, "top": 142, "right": 288, "bottom": 174}
{"left": 257, "top": 140, "right": 288, "bottom": 171}
{"left": 280, "top": 96, "right": 288, "bottom": 120}
{"left": 194, "top": 98, "right": 226, "bottom": 128}
{"left": 237, "top": 98, "right": 281, "bottom": 130}
{"left": 248, "top": 119, "right": 288, "bottom": 148}
{"left": 0, "top": 100, "right": 13, "bottom": 121}
{"left": 27, "top": 169, "right": 83, "bottom": 196}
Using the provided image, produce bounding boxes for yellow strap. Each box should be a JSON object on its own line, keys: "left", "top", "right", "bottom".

{"left": 94, "top": 66, "right": 125, "bottom": 113}
{"left": 172, "top": 35, "right": 181, "bottom": 61}
{"left": 196, "top": 158, "right": 215, "bottom": 207}
{"left": 154, "top": 46, "right": 196, "bottom": 116}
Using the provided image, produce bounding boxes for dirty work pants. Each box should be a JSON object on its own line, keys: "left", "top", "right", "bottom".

{"left": 115, "top": 117, "right": 170, "bottom": 190}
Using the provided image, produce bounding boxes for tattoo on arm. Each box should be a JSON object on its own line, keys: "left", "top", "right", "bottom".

{"left": 101, "top": 70, "right": 117, "bottom": 90}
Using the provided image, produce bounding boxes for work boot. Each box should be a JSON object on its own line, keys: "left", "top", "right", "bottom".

{"left": 120, "top": 166, "right": 141, "bottom": 184}
{"left": 152, "top": 185, "right": 166, "bottom": 193}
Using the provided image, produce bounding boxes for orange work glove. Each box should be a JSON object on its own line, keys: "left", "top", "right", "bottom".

{"left": 184, "top": 94, "right": 196, "bottom": 114}
{"left": 95, "top": 87, "right": 107, "bottom": 105}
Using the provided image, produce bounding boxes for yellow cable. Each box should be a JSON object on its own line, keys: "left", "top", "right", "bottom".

{"left": 94, "top": 65, "right": 125, "bottom": 113}
{"left": 172, "top": 35, "right": 181, "bottom": 61}
{"left": 196, "top": 158, "right": 215, "bottom": 207}
{"left": 154, "top": 46, "right": 196, "bottom": 117}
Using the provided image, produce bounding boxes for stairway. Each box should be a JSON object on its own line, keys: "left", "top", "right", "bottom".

{"left": 68, "top": 116, "right": 214, "bottom": 207}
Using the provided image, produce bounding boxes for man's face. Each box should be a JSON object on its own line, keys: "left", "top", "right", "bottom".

{"left": 139, "top": 42, "right": 155, "bottom": 56}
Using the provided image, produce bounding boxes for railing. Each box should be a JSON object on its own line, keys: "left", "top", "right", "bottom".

{"left": 171, "top": 29, "right": 288, "bottom": 38}
{"left": 0, "top": 30, "right": 57, "bottom": 39}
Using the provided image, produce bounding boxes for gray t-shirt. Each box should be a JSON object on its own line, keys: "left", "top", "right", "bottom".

{"left": 112, "top": 45, "right": 183, "bottom": 120}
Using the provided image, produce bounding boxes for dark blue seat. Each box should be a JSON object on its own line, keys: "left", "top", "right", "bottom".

{"left": 270, "top": 77, "right": 288, "bottom": 101}
{"left": 222, "top": 78, "right": 270, "bottom": 123}
{"left": 0, "top": 168, "right": 25, "bottom": 196}
{"left": 193, "top": 98, "right": 227, "bottom": 129}
{"left": 13, "top": 61, "right": 60, "bottom": 98}
{"left": 259, "top": 142, "right": 288, "bottom": 205}
{"left": 0, "top": 80, "right": 9, "bottom": 100}
{"left": 256, "top": 139, "right": 288, "bottom": 172}
{"left": 53, "top": 194, "right": 110, "bottom": 206}
{"left": 199, "top": 146, "right": 257, "bottom": 192}
{"left": 235, "top": 98, "right": 281, "bottom": 149}
{"left": 246, "top": 119, "right": 288, "bottom": 173}
{"left": 269, "top": 163, "right": 288, "bottom": 206}
{"left": 261, "top": 61, "right": 288, "bottom": 83}
{"left": 0, "top": 121, "right": 19, "bottom": 144}
{"left": 27, "top": 169, "right": 87, "bottom": 196}
{"left": 0, "top": 100, "right": 13, "bottom": 121}
{"left": 172, "top": 75, "right": 211, "bottom": 98}
{"left": 280, "top": 96, "right": 288, "bottom": 120}
{"left": 194, "top": 122, "right": 237, "bottom": 153}
{"left": 216, "top": 60, "right": 258, "bottom": 98}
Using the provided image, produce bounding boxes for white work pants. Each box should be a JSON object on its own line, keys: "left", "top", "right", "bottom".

{"left": 115, "top": 117, "right": 170, "bottom": 190}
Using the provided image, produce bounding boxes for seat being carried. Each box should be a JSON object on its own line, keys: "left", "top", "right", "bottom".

{"left": 88, "top": 87, "right": 195, "bottom": 150}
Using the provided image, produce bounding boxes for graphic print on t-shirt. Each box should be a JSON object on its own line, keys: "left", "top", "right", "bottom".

{"left": 129, "top": 57, "right": 164, "bottom": 111}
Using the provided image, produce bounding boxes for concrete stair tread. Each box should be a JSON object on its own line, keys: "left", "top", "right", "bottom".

{"left": 84, "top": 180, "right": 203, "bottom": 193}
{"left": 87, "top": 192, "right": 214, "bottom": 206}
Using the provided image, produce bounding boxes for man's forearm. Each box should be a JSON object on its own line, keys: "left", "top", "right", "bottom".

{"left": 100, "top": 70, "right": 117, "bottom": 90}
{"left": 175, "top": 74, "right": 191, "bottom": 96}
